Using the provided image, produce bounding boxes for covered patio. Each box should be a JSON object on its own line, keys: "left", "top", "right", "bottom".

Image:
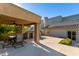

{"left": 0, "top": 3, "right": 41, "bottom": 44}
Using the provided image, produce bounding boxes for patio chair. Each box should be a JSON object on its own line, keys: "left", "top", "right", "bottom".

{"left": 0, "top": 41, "right": 4, "bottom": 49}
{"left": 0, "top": 35, "right": 11, "bottom": 49}
{"left": 12, "top": 34, "right": 24, "bottom": 48}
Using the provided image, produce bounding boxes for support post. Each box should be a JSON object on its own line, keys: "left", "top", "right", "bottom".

{"left": 21, "top": 24, "right": 25, "bottom": 34}
{"left": 34, "top": 24, "right": 40, "bottom": 44}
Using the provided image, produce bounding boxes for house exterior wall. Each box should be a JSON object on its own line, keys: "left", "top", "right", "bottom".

{"left": 47, "top": 26, "right": 78, "bottom": 36}
{"left": 76, "top": 25, "right": 79, "bottom": 42}
{"left": 44, "top": 14, "right": 79, "bottom": 42}
{"left": 47, "top": 29, "right": 67, "bottom": 38}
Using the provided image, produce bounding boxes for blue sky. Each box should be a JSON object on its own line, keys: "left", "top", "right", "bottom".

{"left": 18, "top": 3, "right": 79, "bottom": 19}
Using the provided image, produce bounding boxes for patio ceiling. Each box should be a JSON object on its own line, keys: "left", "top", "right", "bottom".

{"left": 0, "top": 3, "right": 41, "bottom": 25}
{"left": 0, "top": 14, "right": 33, "bottom": 24}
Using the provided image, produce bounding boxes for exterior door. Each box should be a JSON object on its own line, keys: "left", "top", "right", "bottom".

{"left": 72, "top": 31, "right": 76, "bottom": 40}
{"left": 67, "top": 31, "right": 76, "bottom": 40}
{"left": 68, "top": 31, "right": 72, "bottom": 39}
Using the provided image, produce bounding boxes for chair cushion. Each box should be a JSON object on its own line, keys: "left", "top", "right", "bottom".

{"left": 16, "top": 34, "right": 23, "bottom": 42}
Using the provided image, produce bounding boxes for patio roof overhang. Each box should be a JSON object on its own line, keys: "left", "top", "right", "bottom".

{"left": 0, "top": 3, "right": 41, "bottom": 25}
{"left": 0, "top": 3, "right": 41, "bottom": 44}
{"left": 0, "top": 14, "right": 34, "bottom": 24}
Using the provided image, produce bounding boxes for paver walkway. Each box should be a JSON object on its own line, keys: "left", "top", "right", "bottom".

{"left": 40, "top": 36, "right": 79, "bottom": 56}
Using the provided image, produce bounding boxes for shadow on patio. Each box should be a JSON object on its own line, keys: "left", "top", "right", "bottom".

{"left": 38, "top": 43, "right": 65, "bottom": 56}
{"left": 0, "top": 41, "right": 65, "bottom": 56}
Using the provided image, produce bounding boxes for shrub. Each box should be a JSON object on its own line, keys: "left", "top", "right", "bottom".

{"left": 59, "top": 38, "right": 72, "bottom": 45}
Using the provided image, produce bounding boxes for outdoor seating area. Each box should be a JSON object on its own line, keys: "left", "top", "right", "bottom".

{"left": 0, "top": 3, "right": 41, "bottom": 50}
{"left": 0, "top": 33, "right": 25, "bottom": 49}
{"left": 0, "top": 39, "right": 65, "bottom": 56}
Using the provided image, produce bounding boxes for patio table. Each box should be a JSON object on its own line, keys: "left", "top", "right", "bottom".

{"left": 9, "top": 35, "right": 16, "bottom": 41}
{"left": 9, "top": 35, "right": 17, "bottom": 43}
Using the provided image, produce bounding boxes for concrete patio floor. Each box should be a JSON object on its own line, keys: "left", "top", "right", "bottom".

{"left": 0, "top": 39, "right": 64, "bottom": 56}
{"left": 1, "top": 36, "right": 79, "bottom": 56}
{"left": 40, "top": 36, "right": 79, "bottom": 56}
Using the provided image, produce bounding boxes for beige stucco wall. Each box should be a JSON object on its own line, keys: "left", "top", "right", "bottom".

{"left": 45, "top": 26, "right": 79, "bottom": 38}
{"left": 76, "top": 25, "right": 79, "bottom": 42}
{"left": 44, "top": 25, "right": 79, "bottom": 43}
{"left": 48, "top": 29, "right": 67, "bottom": 37}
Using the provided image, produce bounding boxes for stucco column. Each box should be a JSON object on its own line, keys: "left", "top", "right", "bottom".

{"left": 34, "top": 24, "right": 40, "bottom": 44}
{"left": 21, "top": 24, "right": 25, "bottom": 34}
{"left": 44, "top": 28, "right": 48, "bottom": 35}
